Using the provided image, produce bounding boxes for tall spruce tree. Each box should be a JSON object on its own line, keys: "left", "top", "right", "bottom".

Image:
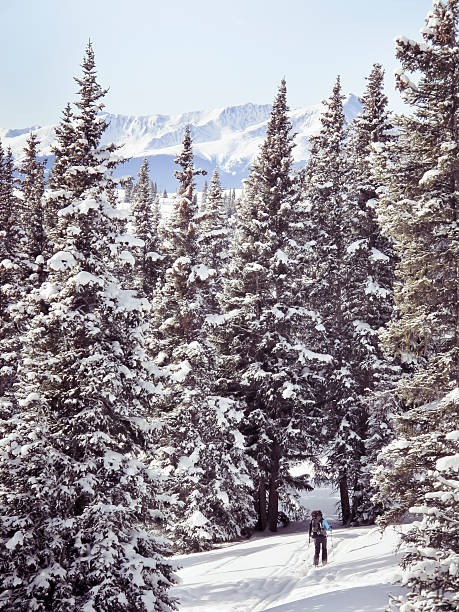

{"left": 341, "top": 64, "right": 399, "bottom": 523}
{"left": 69, "top": 43, "right": 119, "bottom": 199}
{"left": 200, "top": 179, "right": 208, "bottom": 211}
{"left": 150, "top": 128, "right": 255, "bottom": 552}
{"left": 301, "top": 72, "right": 398, "bottom": 525}
{"left": 0, "top": 44, "right": 177, "bottom": 611}
{"left": 46, "top": 103, "right": 76, "bottom": 235}
{"left": 48, "top": 103, "right": 75, "bottom": 190}
{"left": 131, "top": 158, "right": 162, "bottom": 296}
{"left": 18, "top": 133, "right": 47, "bottom": 285}
{"left": 0, "top": 145, "right": 24, "bottom": 416}
{"left": 370, "top": 1, "right": 459, "bottom": 609}
{"left": 374, "top": 0, "right": 458, "bottom": 404}
{"left": 213, "top": 80, "right": 318, "bottom": 532}
{"left": 372, "top": 391, "right": 459, "bottom": 611}
{"left": 123, "top": 176, "right": 134, "bottom": 203}
{"left": 197, "top": 168, "right": 229, "bottom": 311}
{"left": 301, "top": 76, "right": 358, "bottom": 524}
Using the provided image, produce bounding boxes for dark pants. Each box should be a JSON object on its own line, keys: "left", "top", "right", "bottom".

{"left": 313, "top": 534, "right": 327, "bottom": 565}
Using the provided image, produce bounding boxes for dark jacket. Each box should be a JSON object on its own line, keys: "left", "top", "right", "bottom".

{"left": 309, "top": 517, "right": 332, "bottom": 537}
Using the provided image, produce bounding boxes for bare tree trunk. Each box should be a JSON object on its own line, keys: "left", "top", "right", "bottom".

{"left": 339, "top": 474, "right": 351, "bottom": 525}
{"left": 267, "top": 443, "right": 281, "bottom": 532}
{"left": 256, "top": 480, "right": 267, "bottom": 531}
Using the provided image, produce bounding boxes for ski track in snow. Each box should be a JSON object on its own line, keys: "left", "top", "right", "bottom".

{"left": 172, "top": 488, "right": 407, "bottom": 612}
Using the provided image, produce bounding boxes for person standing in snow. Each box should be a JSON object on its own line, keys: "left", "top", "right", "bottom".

{"left": 309, "top": 510, "right": 332, "bottom": 566}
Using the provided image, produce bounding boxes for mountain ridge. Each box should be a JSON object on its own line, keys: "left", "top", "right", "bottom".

{"left": 1, "top": 95, "right": 361, "bottom": 189}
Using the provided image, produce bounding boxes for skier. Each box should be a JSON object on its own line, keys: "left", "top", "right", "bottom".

{"left": 309, "top": 509, "right": 332, "bottom": 566}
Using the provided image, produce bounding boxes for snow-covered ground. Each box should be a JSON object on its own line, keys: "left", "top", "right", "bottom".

{"left": 172, "top": 488, "right": 407, "bottom": 611}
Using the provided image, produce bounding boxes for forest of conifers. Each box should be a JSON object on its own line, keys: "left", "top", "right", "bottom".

{"left": 0, "top": 1, "right": 457, "bottom": 610}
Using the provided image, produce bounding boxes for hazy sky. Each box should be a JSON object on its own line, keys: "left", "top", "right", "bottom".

{"left": 2, "top": 0, "right": 434, "bottom": 127}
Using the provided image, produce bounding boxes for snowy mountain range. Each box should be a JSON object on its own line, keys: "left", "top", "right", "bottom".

{"left": 1, "top": 95, "right": 361, "bottom": 190}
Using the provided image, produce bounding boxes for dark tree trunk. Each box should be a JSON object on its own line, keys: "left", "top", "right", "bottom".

{"left": 339, "top": 474, "right": 351, "bottom": 525}
{"left": 256, "top": 480, "right": 267, "bottom": 531}
{"left": 267, "top": 442, "right": 281, "bottom": 532}
{"left": 351, "top": 482, "right": 362, "bottom": 524}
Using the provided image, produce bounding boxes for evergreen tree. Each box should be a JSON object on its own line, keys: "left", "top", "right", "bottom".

{"left": 197, "top": 168, "right": 229, "bottom": 311}
{"left": 371, "top": 2, "right": 458, "bottom": 608}
{"left": 123, "top": 175, "right": 134, "bottom": 203}
{"left": 341, "top": 64, "right": 399, "bottom": 523}
{"left": 18, "top": 133, "right": 47, "bottom": 285}
{"left": 48, "top": 103, "right": 75, "bottom": 190}
{"left": 213, "top": 80, "right": 317, "bottom": 532}
{"left": 46, "top": 103, "right": 76, "bottom": 234}
{"left": 374, "top": 0, "right": 458, "bottom": 405}
{"left": 372, "top": 392, "right": 457, "bottom": 528}
{"left": 300, "top": 72, "right": 398, "bottom": 525}
{"left": 372, "top": 392, "right": 459, "bottom": 611}
{"left": 131, "top": 158, "right": 162, "bottom": 296}
{"left": 0, "top": 147, "right": 22, "bottom": 265}
{"left": 231, "top": 189, "right": 237, "bottom": 213}
{"left": 0, "top": 145, "right": 24, "bottom": 415}
{"left": 69, "top": 42, "right": 119, "bottom": 199}
{"left": 200, "top": 179, "right": 208, "bottom": 211}
{"left": 0, "top": 45, "right": 177, "bottom": 611}
{"left": 301, "top": 76, "right": 357, "bottom": 524}
{"left": 150, "top": 128, "right": 254, "bottom": 552}
{"left": 160, "top": 126, "right": 204, "bottom": 263}
{"left": 149, "top": 179, "right": 157, "bottom": 204}
{"left": 391, "top": 393, "right": 458, "bottom": 612}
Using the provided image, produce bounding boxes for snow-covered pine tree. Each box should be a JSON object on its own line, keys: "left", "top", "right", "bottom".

{"left": 46, "top": 43, "right": 122, "bottom": 231}
{"left": 197, "top": 168, "right": 229, "bottom": 311}
{"left": 390, "top": 392, "right": 458, "bottom": 612}
{"left": 0, "top": 145, "right": 24, "bottom": 417}
{"left": 160, "top": 125, "right": 203, "bottom": 266}
{"left": 372, "top": 392, "right": 458, "bottom": 528}
{"left": 0, "top": 44, "right": 177, "bottom": 611}
{"left": 150, "top": 127, "right": 255, "bottom": 552}
{"left": 47, "top": 43, "right": 130, "bottom": 276}
{"left": 200, "top": 178, "right": 208, "bottom": 211}
{"left": 370, "top": 2, "right": 459, "bottom": 608}
{"left": 46, "top": 103, "right": 76, "bottom": 235}
{"left": 150, "top": 179, "right": 157, "bottom": 200}
{"left": 222, "top": 188, "right": 237, "bottom": 219}
{"left": 372, "top": 392, "right": 459, "bottom": 611}
{"left": 18, "top": 133, "right": 47, "bottom": 286}
{"left": 131, "top": 158, "right": 162, "bottom": 296}
{"left": 301, "top": 76, "right": 359, "bottom": 524}
{"left": 68, "top": 43, "right": 119, "bottom": 199}
{"left": 374, "top": 0, "right": 458, "bottom": 405}
{"left": 212, "top": 80, "right": 317, "bottom": 532}
{"left": 342, "top": 64, "right": 399, "bottom": 523}
{"left": 123, "top": 176, "right": 134, "bottom": 203}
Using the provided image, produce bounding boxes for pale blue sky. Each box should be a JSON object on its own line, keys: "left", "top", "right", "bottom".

{"left": 2, "top": 0, "right": 434, "bottom": 127}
